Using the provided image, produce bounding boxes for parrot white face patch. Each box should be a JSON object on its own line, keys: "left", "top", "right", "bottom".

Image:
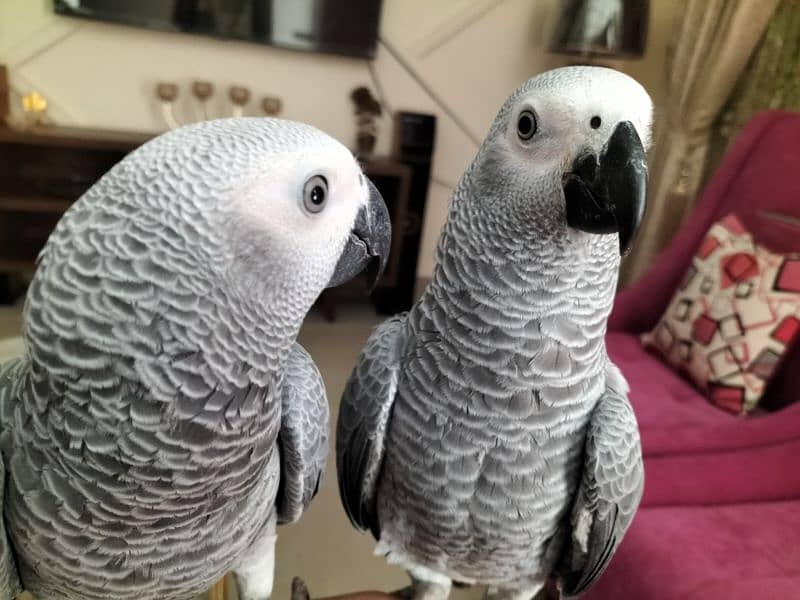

{"left": 224, "top": 139, "right": 370, "bottom": 294}
{"left": 501, "top": 67, "right": 652, "bottom": 176}
{"left": 232, "top": 150, "right": 365, "bottom": 238}
{"left": 464, "top": 66, "right": 653, "bottom": 250}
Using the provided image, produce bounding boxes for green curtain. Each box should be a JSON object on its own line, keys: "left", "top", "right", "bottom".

{"left": 708, "top": 0, "right": 800, "bottom": 171}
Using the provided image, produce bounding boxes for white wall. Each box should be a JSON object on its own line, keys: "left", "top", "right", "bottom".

{"left": 0, "top": 0, "right": 680, "bottom": 278}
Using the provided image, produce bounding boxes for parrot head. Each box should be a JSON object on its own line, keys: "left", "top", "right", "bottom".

{"left": 218, "top": 118, "right": 391, "bottom": 294}
{"left": 476, "top": 66, "right": 652, "bottom": 256}
{"left": 134, "top": 118, "right": 391, "bottom": 314}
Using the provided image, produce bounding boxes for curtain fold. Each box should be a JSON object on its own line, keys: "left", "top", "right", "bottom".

{"left": 620, "top": 0, "right": 780, "bottom": 287}
{"left": 708, "top": 0, "right": 800, "bottom": 173}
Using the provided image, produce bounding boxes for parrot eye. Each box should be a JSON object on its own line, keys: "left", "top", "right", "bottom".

{"left": 303, "top": 175, "right": 328, "bottom": 214}
{"left": 517, "top": 110, "right": 537, "bottom": 140}
{"left": 590, "top": 116, "right": 602, "bottom": 129}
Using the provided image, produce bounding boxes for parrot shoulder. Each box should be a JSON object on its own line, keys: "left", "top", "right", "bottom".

{"left": 336, "top": 313, "right": 408, "bottom": 538}
{"left": 556, "top": 378, "right": 643, "bottom": 597}
{"left": 276, "top": 343, "right": 330, "bottom": 525}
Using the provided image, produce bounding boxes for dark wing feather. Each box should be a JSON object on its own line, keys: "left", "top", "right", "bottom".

{"left": 336, "top": 314, "right": 407, "bottom": 538}
{"left": 557, "top": 383, "right": 644, "bottom": 597}
{"left": 276, "top": 343, "right": 330, "bottom": 525}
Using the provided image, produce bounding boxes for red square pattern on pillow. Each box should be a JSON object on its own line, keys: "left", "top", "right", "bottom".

{"left": 776, "top": 259, "right": 800, "bottom": 292}
{"left": 642, "top": 214, "right": 800, "bottom": 415}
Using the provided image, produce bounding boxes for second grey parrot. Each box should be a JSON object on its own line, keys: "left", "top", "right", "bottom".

{"left": 337, "top": 66, "right": 649, "bottom": 599}
{"left": 0, "top": 117, "right": 390, "bottom": 600}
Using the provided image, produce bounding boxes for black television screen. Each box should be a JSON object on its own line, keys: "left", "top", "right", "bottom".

{"left": 53, "top": 0, "right": 384, "bottom": 59}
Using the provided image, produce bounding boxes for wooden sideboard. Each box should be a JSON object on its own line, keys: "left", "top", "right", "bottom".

{"left": 0, "top": 125, "right": 152, "bottom": 301}
{"left": 0, "top": 125, "right": 412, "bottom": 313}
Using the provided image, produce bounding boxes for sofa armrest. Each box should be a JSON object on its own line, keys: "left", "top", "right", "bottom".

{"left": 641, "top": 402, "right": 800, "bottom": 457}
{"left": 641, "top": 436, "right": 800, "bottom": 507}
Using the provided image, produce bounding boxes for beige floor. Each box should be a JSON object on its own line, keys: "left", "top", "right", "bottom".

{"left": 0, "top": 302, "right": 24, "bottom": 362}
{"left": 0, "top": 301, "right": 483, "bottom": 599}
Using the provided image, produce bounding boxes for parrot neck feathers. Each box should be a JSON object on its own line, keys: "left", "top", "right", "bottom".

{"left": 410, "top": 195, "right": 617, "bottom": 390}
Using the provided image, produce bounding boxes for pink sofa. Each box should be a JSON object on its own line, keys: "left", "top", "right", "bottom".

{"left": 585, "top": 111, "right": 800, "bottom": 599}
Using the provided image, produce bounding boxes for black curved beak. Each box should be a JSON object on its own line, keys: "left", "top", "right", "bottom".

{"left": 563, "top": 121, "right": 648, "bottom": 255}
{"left": 326, "top": 178, "right": 391, "bottom": 291}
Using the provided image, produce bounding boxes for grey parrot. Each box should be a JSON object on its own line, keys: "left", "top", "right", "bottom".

{"left": 337, "top": 66, "right": 650, "bottom": 599}
{"left": 0, "top": 117, "right": 390, "bottom": 600}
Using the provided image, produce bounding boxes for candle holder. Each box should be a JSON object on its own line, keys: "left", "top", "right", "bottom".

{"left": 261, "top": 95, "right": 283, "bottom": 117}
{"left": 229, "top": 85, "right": 251, "bottom": 118}
{"left": 155, "top": 82, "right": 181, "bottom": 130}
{"left": 154, "top": 82, "right": 281, "bottom": 128}
{"left": 192, "top": 80, "right": 215, "bottom": 120}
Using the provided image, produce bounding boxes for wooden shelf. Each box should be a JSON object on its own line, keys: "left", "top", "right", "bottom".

{"left": 0, "top": 258, "right": 36, "bottom": 273}
{"left": 0, "top": 124, "right": 154, "bottom": 151}
{"left": 0, "top": 127, "right": 150, "bottom": 301}
{"left": 0, "top": 196, "right": 73, "bottom": 213}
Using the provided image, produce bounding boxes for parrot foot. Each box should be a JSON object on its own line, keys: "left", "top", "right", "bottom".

{"left": 484, "top": 580, "right": 545, "bottom": 600}
{"left": 232, "top": 516, "right": 277, "bottom": 600}
{"left": 291, "top": 577, "right": 311, "bottom": 600}
{"left": 388, "top": 585, "right": 414, "bottom": 599}
{"left": 402, "top": 572, "right": 451, "bottom": 600}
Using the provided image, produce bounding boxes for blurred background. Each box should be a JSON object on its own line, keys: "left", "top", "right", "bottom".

{"left": 2, "top": 1, "right": 800, "bottom": 599}
{"left": 2, "top": 0, "right": 797, "bottom": 311}
{"left": 0, "top": 0, "right": 679, "bottom": 315}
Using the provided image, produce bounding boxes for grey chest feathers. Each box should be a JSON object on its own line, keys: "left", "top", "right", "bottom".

{"left": 376, "top": 281, "right": 609, "bottom": 584}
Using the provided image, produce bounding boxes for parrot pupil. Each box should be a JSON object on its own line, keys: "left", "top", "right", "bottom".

{"left": 591, "top": 116, "right": 602, "bottom": 129}
{"left": 517, "top": 111, "right": 536, "bottom": 140}
{"left": 303, "top": 175, "right": 328, "bottom": 213}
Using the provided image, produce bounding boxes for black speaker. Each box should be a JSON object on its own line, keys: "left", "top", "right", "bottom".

{"left": 372, "top": 111, "right": 436, "bottom": 315}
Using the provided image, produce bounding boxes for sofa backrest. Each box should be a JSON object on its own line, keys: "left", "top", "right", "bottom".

{"left": 616, "top": 111, "right": 800, "bottom": 411}
{"left": 713, "top": 113, "right": 800, "bottom": 254}
{"left": 690, "top": 111, "right": 800, "bottom": 411}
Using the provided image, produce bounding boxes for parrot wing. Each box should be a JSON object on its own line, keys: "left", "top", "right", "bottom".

{"left": 336, "top": 314, "right": 408, "bottom": 538}
{"left": 557, "top": 368, "right": 643, "bottom": 597}
{"left": 276, "top": 343, "right": 330, "bottom": 525}
{"left": 0, "top": 358, "right": 24, "bottom": 599}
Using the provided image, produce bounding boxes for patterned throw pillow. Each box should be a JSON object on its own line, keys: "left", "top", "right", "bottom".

{"left": 642, "top": 214, "right": 800, "bottom": 415}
